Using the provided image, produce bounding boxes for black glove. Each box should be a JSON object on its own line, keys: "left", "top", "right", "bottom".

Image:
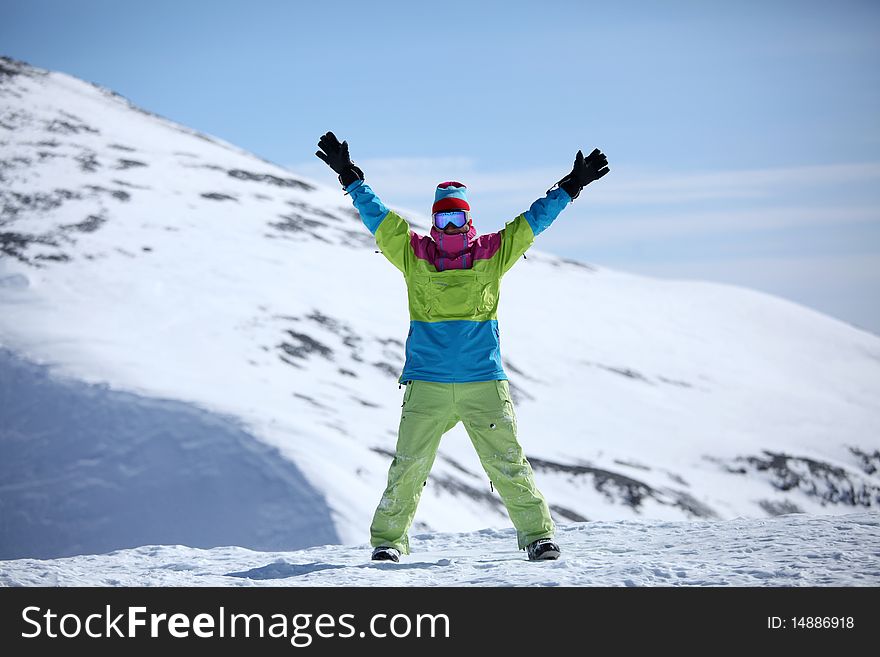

{"left": 551, "top": 148, "right": 609, "bottom": 200}
{"left": 315, "top": 131, "right": 365, "bottom": 188}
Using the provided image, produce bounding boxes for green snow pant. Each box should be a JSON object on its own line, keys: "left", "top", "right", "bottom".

{"left": 370, "top": 379, "right": 555, "bottom": 555}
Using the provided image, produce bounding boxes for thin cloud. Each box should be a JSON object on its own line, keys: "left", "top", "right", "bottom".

{"left": 290, "top": 158, "right": 880, "bottom": 207}
{"left": 548, "top": 205, "right": 880, "bottom": 248}
{"left": 289, "top": 156, "right": 556, "bottom": 201}
{"left": 291, "top": 156, "right": 880, "bottom": 239}
{"left": 585, "top": 162, "right": 880, "bottom": 205}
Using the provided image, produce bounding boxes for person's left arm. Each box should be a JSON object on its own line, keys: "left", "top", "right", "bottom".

{"left": 494, "top": 188, "right": 572, "bottom": 276}
{"left": 495, "top": 148, "right": 610, "bottom": 276}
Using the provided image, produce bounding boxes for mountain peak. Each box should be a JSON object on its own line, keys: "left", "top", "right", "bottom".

{"left": 1, "top": 60, "right": 878, "bottom": 560}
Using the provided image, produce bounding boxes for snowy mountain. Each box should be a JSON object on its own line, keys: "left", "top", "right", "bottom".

{"left": 1, "top": 55, "right": 879, "bottom": 561}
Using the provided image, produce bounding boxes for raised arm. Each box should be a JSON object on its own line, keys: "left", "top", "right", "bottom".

{"left": 347, "top": 180, "right": 414, "bottom": 274}
{"left": 496, "top": 148, "right": 610, "bottom": 276}
{"left": 315, "top": 131, "right": 414, "bottom": 274}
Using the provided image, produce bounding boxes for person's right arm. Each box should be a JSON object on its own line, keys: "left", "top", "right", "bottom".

{"left": 346, "top": 179, "right": 414, "bottom": 275}
{"left": 315, "top": 131, "right": 415, "bottom": 275}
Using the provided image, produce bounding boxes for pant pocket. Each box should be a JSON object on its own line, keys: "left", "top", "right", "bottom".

{"left": 402, "top": 380, "right": 416, "bottom": 406}
{"left": 494, "top": 380, "right": 516, "bottom": 419}
{"left": 494, "top": 380, "right": 512, "bottom": 404}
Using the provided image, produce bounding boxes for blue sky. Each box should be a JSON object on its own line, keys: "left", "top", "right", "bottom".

{"left": 4, "top": 0, "right": 879, "bottom": 332}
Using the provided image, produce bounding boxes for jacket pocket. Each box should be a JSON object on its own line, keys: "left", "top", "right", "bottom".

{"left": 412, "top": 271, "right": 479, "bottom": 319}
{"left": 409, "top": 274, "right": 433, "bottom": 317}
{"left": 475, "top": 273, "right": 499, "bottom": 315}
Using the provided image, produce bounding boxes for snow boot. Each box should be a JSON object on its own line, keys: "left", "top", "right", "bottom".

{"left": 526, "top": 538, "right": 560, "bottom": 561}
{"left": 371, "top": 546, "right": 401, "bottom": 563}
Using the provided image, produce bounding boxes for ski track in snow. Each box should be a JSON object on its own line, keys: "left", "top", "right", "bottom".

{"left": 2, "top": 512, "right": 878, "bottom": 587}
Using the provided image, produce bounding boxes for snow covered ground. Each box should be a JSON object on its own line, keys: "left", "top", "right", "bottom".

{"left": 2, "top": 511, "right": 878, "bottom": 587}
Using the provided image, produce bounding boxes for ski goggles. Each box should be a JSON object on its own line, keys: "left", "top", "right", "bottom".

{"left": 432, "top": 210, "right": 469, "bottom": 229}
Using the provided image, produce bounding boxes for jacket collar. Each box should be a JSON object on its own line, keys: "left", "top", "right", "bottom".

{"left": 430, "top": 223, "right": 477, "bottom": 260}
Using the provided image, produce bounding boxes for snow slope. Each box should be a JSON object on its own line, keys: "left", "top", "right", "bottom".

{"left": 1, "top": 56, "right": 879, "bottom": 561}
{"left": 2, "top": 511, "right": 878, "bottom": 586}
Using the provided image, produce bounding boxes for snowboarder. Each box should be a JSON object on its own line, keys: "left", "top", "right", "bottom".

{"left": 316, "top": 132, "right": 609, "bottom": 562}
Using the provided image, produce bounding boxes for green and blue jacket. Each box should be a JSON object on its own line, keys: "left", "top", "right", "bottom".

{"left": 347, "top": 179, "right": 572, "bottom": 384}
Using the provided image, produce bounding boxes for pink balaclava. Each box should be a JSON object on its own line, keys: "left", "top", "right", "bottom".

{"left": 429, "top": 181, "right": 477, "bottom": 270}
